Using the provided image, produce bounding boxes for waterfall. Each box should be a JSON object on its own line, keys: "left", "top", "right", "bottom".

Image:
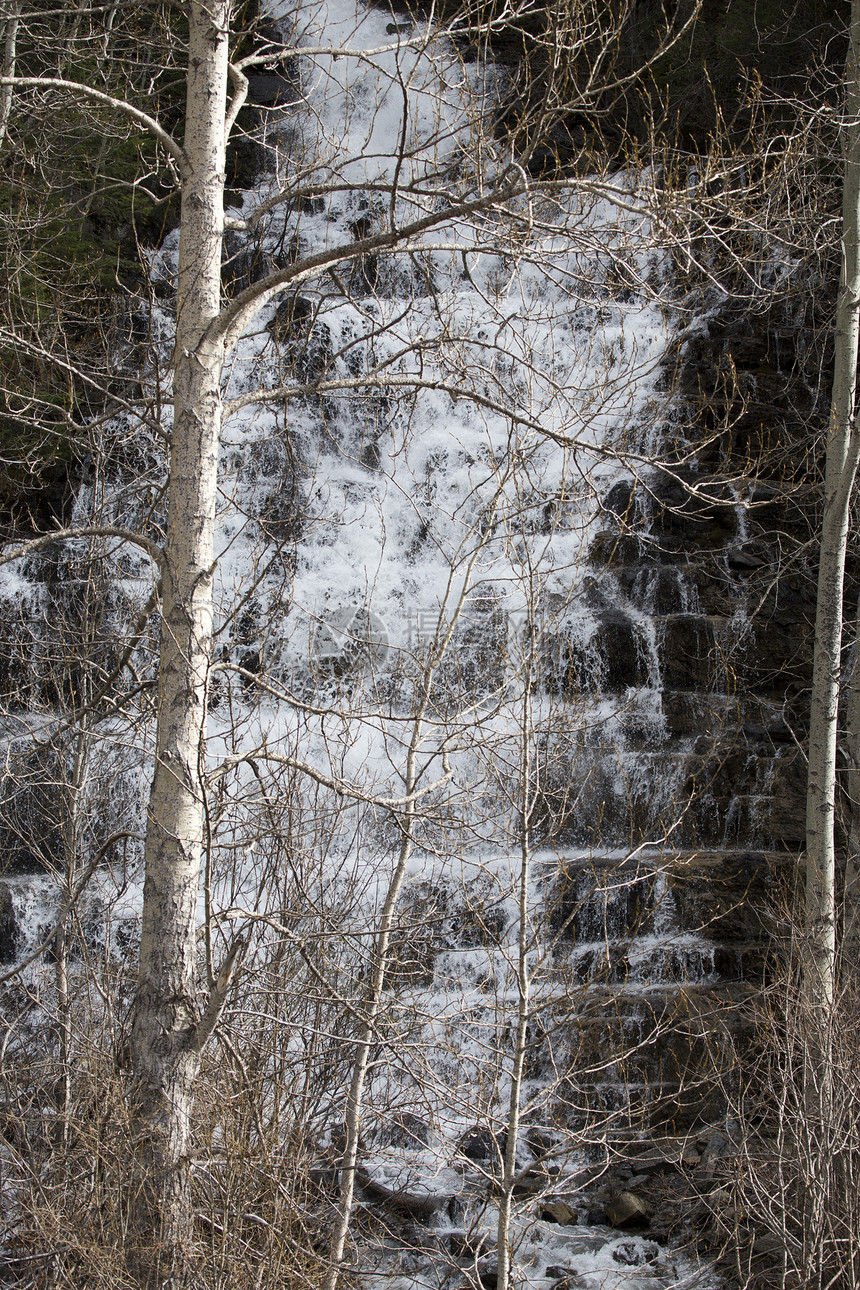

{"left": 0, "top": 1, "right": 787, "bottom": 1285}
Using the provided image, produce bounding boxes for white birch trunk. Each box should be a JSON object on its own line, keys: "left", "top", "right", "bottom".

{"left": 0, "top": 3, "right": 19, "bottom": 149}
{"left": 805, "top": 0, "right": 860, "bottom": 1015}
{"left": 842, "top": 629, "right": 860, "bottom": 962}
{"left": 495, "top": 714, "right": 533, "bottom": 1290}
{"left": 127, "top": 1, "right": 229, "bottom": 1282}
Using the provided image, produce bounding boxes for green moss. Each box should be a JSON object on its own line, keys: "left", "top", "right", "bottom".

{"left": 0, "top": 3, "right": 192, "bottom": 523}
{"left": 0, "top": 0, "right": 277, "bottom": 524}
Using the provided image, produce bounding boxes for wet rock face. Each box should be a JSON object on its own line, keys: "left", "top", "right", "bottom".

{"left": 0, "top": 885, "right": 17, "bottom": 964}
{"left": 509, "top": 287, "right": 817, "bottom": 1154}
{"left": 457, "top": 1125, "right": 507, "bottom": 1166}
{"left": 581, "top": 284, "right": 819, "bottom": 861}
{"left": 597, "top": 611, "right": 651, "bottom": 691}
{"left": 0, "top": 69, "right": 822, "bottom": 1290}
{"left": 548, "top": 860, "right": 658, "bottom": 945}
{"left": 363, "top": 289, "right": 816, "bottom": 1200}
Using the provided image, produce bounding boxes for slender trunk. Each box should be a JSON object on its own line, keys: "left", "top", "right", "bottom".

{"left": 0, "top": 3, "right": 19, "bottom": 150}
{"left": 55, "top": 729, "right": 87, "bottom": 1148}
{"left": 843, "top": 628, "right": 860, "bottom": 964}
{"left": 805, "top": 0, "right": 860, "bottom": 1016}
{"left": 496, "top": 659, "right": 534, "bottom": 1290}
{"left": 495, "top": 821, "right": 531, "bottom": 1289}
{"left": 803, "top": 4, "right": 860, "bottom": 1273}
{"left": 127, "top": 2, "right": 229, "bottom": 1284}
{"left": 322, "top": 785, "right": 418, "bottom": 1290}
{"left": 54, "top": 918, "right": 71, "bottom": 1139}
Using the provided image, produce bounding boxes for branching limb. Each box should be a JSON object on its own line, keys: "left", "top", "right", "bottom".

{"left": 0, "top": 527, "right": 163, "bottom": 569}
{"left": 0, "top": 831, "right": 143, "bottom": 988}
{"left": 206, "top": 747, "right": 453, "bottom": 808}
{"left": 0, "top": 75, "right": 184, "bottom": 164}
{"left": 196, "top": 936, "right": 246, "bottom": 1050}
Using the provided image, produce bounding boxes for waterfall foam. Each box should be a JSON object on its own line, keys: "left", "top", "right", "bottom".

{"left": 0, "top": 2, "right": 779, "bottom": 1286}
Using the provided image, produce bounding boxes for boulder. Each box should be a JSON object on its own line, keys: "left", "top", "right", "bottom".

{"left": 546, "top": 1273, "right": 591, "bottom": 1290}
{"left": 754, "top": 1233, "right": 784, "bottom": 1258}
{"left": 513, "top": 1161, "right": 562, "bottom": 1195}
{"left": 611, "top": 1238, "right": 660, "bottom": 1266}
{"left": 447, "top": 1229, "right": 489, "bottom": 1259}
{"left": 381, "top": 1112, "right": 431, "bottom": 1149}
{"left": 606, "top": 1191, "right": 651, "bottom": 1229}
{"left": 457, "top": 1125, "right": 506, "bottom": 1165}
{"left": 541, "top": 1201, "right": 578, "bottom": 1226}
{"left": 476, "top": 1255, "right": 498, "bottom": 1288}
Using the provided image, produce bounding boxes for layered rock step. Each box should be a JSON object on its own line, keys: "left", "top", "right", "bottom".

{"left": 378, "top": 849, "right": 790, "bottom": 1149}
{"left": 337, "top": 846, "right": 779, "bottom": 1283}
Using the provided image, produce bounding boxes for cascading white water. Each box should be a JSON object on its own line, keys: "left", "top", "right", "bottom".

{"left": 0, "top": 2, "right": 740, "bottom": 1285}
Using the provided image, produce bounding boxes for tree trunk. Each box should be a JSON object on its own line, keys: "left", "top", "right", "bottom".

{"left": 0, "top": 3, "right": 19, "bottom": 150}
{"left": 127, "top": 1, "right": 229, "bottom": 1283}
{"left": 803, "top": 3, "right": 860, "bottom": 1273}
{"left": 842, "top": 625, "right": 860, "bottom": 964}
{"left": 495, "top": 678, "right": 534, "bottom": 1290}
{"left": 805, "top": 0, "right": 860, "bottom": 1016}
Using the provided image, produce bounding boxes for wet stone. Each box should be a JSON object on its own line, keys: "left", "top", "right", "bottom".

{"left": 658, "top": 615, "right": 722, "bottom": 691}
{"left": 606, "top": 1191, "right": 651, "bottom": 1229}
{"left": 602, "top": 480, "right": 640, "bottom": 523}
{"left": 597, "top": 609, "right": 650, "bottom": 690}
{"left": 611, "top": 1238, "right": 660, "bottom": 1266}
{"left": 448, "top": 1230, "right": 489, "bottom": 1259}
{"left": 246, "top": 69, "right": 297, "bottom": 107}
{"left": 589, "top": 531, "right": 644, "bottom": 567}
{"left": 381, "top": 1112, "right": 431, "bottom": 1148}
{"left": 457, "top": 1125, "right": 506, "bottom": 1164}
{"left": 0, "top": 885, "right": 17, "bottom": 964}
{"left": 546, "top": 1273, "right": 591, "bottom": 1290}
{"left": 476, "top": 1255, "right": 498, "bottom": 1288}
{"left": 542, "top": 1201, "right": 578, "bottom": 1225}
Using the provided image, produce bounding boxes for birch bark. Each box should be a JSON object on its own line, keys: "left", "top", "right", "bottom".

{"left": 126, "top": 1, "right": 229, "bottom": 1283}
{"left": 842, "top": 632, "right": 860, "bottom": 963}
{"left": 0, "top": 3, "right": 19, "bottom": 150}
{"left": 805, "top": 0, "right": 860, "bottom": 1015}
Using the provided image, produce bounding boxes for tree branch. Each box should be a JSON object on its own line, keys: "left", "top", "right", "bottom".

{"left": 206, "top": 747, "right": 453, "bottom": 808}
{"left": 195, "top": 935, "right": 246, "bottom": 1051}
{"left": 213, "top": 179, "right": 526, "bottom": 351}
{"left": 0, "top": 831, "right": 143, "bottom": 988}
{"left": 0, "top": 527, "right": 163, "bottom": 569}
{"left": 0, "top": 75, "right": 185, "bottom": 164}
{"left": 224, "top": 62, "right": 249, "bottom": 145}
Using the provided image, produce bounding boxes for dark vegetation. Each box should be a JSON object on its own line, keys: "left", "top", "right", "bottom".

{"left": 0, "top": 0, "right": 268, "bottom": 533}
{"left": 617, "top": 0, "right": 843, "bottom": 154}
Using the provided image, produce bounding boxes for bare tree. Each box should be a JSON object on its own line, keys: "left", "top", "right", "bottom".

{"left": 0, "top": 0, "right": 716, "bottom": 1284}
{"left": 806, "top": 0, "right": 860, "bottom": 1016}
